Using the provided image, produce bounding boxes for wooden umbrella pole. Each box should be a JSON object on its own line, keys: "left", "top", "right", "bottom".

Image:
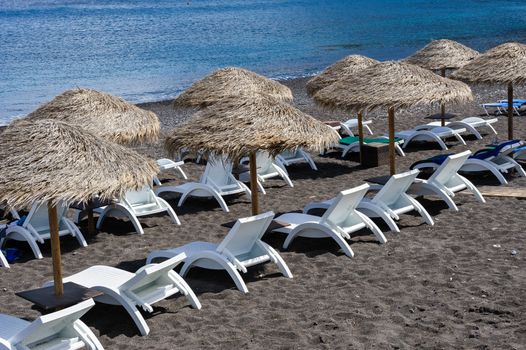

{"left": 357, "top": 112, "right": 364, "bottom": 165}
{"left": 86, "top": 207, "right": 95, "bottom": 236}
{"left": 249, "top": 152, "right": 259, "bottom": 216}
{"left": 508, "top": 83, "right": 514, "bottom": 140}
{"left": 388, "top": 107, "right": 396, "bottom": 175}
{"left": 440, "top": 68, "right": 446, "bottom": 126}
{"left": 48, "top": 202, "right": 64, "bottom": 296}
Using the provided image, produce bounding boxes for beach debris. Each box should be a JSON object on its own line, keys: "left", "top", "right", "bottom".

{"left": 492, "top": 244, "right": 501, "bottom": 248}
{"left": 511, "top": 250, "right": 517, "bottom": 256}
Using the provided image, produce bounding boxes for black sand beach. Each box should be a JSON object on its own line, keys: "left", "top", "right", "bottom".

{"left": 1, "top": 77, "right": 525, "bottom": 349}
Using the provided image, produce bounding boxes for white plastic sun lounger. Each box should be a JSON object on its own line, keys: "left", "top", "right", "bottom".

{"left": 396, "top": 126, "right": 466, "bottom": 150}
{"left": 1, "top": 201, "right": 86, "bottom": 260}
{"left": 240, "top": 152, "right": 293, "bottom": 194}
{"left": 155, "top": 156, "right": 251, "bottom": 212}
{"left": 408, "top": 151, "right": 485, "bottom": 211}
{"left": 153, "top": 158, "right": 188, "bottom": 186}
{"left": 0, "top": 299, "right": 104, "bottom": 350}
{"left": 336, "top": 136, "right": 406, "bottom": 158}
{"left": 339, "top": 118, "right": 374, "bottom": 136}
{"left": 481, "top": 102, "right": 521, "bottom": 117}
{"left": 305, "top": 170, "right": 433, "bottom": 233}
{"left": 276, "top": 149, "right": 318, "bottom": 171}
{"left": 96, "top": 186, "right": 180, "bottom": 235}
{"left": 411, "top": 140, "right": 526, "bottom": 185}
{"left": 43, "top": 254, "right": 201, "bottom": 336}
{"left": 415, "top": 117, "right": 498, "bottom": 140}
{"left": 147, "top": 211, "right": 292, "bottom": 294}
{"left": 272, "top": 184, "right": 386, "bottom": 258}
{"left": 0, "top": 251, "right": 8, "bottom": 268}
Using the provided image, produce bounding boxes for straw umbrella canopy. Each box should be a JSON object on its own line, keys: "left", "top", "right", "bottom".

{"left": 306, "top": 55, "right": 379, "bottom": 96}
{"left": 165, "top": 93, "right": 339, "bottom": 215}
{"left": 314, "top": 61, "right": 473, "bottom": 175}
{"left": 173, "top": 67, "right": 293, "bottom": 108}
{"left": 0, "top": 119, "right": 159, "bottom": 296}
{"left": 24, "top": 88, "right": 161, "bottom": 145}
{"left": 405, "top": 39, "right": 479, "bottom": 72}
{"left": 405, "top": 39, "right": 480, "bottom": 125}
{"left": 452, "top": 42, "right": 526, "bottom": 139}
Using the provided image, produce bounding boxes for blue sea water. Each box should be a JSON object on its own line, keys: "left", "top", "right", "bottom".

{"left": 1, "top": 0, "right": 526, "bottom": 123}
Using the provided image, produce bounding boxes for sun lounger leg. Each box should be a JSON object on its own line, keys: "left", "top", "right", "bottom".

{"left": 176, "top": 167, "right": 188, "bottom": 180}
{"left": 283, "top": 227, "right": 354, "bottom": 258}
{"left": 120, "top": 298, "right": 151, "bottom": 336}
{"left": 356, "top": 211, "right": 387, "bottom": 244}
{"left": 364, "top": 124, "right": 373, "bottom": 135}
{"left": 357, "top": 205, "right": 400, "bottom": 233}
{"left": 260, "top": 241, "right": 293, "bottom": 278}
{"left": 0, "top": 251, "right": 9, "bottom": 268}
{"left": 152, "top": 176, "right": 162, "bottom": 186}
{"left": 74, "top": 320, "right": 105, "bottom": 350}
{"left": 406, "top": 196, "right": 434, "bottom": 226}
{"left": 167, "top": 271, "right": 202, "bottom": 309}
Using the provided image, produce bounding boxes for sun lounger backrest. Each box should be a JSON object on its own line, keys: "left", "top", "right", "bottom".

{"left": 11, "top": 299, "right": 95, "bottom": 347}
{"left": 124, "top": 186, "right": 157, "bottom": 206}
{"left": 217, "top": 211, "right": 274, "bottom": 257}
{"left": 120, "top": 253, "right": 187, "bottom": 292}
{"left": 24, "top": 201, "right": 68, "bottom": 230}
{"left": 255, "top": 152, "right": 275, "bottom": 174}
{"left": 322, "top": 184, "right": 370, "bottom": 226}
{"left": 374, "top": 170, "right": 419, "bottom": 206}
{"left": 429, "top": 151, "right": 471, "bottom": 185}
{"left": 201, "top": 155, "right": 234, "bottom": 187}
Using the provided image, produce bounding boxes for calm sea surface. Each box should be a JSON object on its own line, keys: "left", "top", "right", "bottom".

{"left": 2, "top": 0, "right": 526, "bottom": 123}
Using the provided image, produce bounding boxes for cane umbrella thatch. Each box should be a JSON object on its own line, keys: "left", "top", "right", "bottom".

{"left": 405, "top": 39, "right": 479, "bottom": 125}
{"left": 314, "top": 61, "right": 473, "bottom": 174}
{"left": 452, "top": 42, "right": 526, "bottom": 139}
{"left": 404, "top": 39, "right": 479, "bottom": 71}
{"left": 166, "top": 93, "right": 338, "bottom": 214}
{"left": 0, "top": 119, "right": 159, "bottom": 296}
{"left": 306, "top": 55, "right": 379, "bottom": 95}
{"left": 24, "top": 88, "right": 161, "bottom": 145}
{"left": 173, "top": 67, "right": 293, "bottom": 108}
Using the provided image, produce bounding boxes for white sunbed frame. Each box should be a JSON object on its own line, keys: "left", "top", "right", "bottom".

{"left": 338, "top": 118, "right": 374, "bottom": 136}
{"left": 413, "top": 141, "right": 526, "bottom": 185}
{"left": 240, "top": 152, "right": 293, "bottom": 194}
{"left": 337, "top": 136, "right": 406, "bottom": 158}
{"left": 155, "top": 156, "right": 251, "bottom": 212}
{"left": 272, "top": 184, "right": 386, "bottom": 259}
{"left": 481, "top": 103, "right": 521, "bottom": 117}
{"left": 0, "top": 250, "right": 8, "bottom": 268}
{"left": 0, "top": 299, "right": 104, "bottom": 350}
{"left": 416, "top": 117, "right": 498, "bottom": 140}
{"left": 396, "top": 126, "right": 466, "bottom": 150}
{"left": 147, "top": 211, "right": 292, "bottom": 294}
{"left": 43, "top": 253, "right": 201, "bottom": 336}
{"left": 153, "top": 158, "right": 188, "bottom": 186}
{"left": 409, "top": 150, "right": 485, "bottom": 211}
{"left": 96, "top": 186, "right": 180, "bottom": 235}
{"left": 276, "top": 149, "right": 318, "bottom": 171}
{"left": 1, "top": 201, "right": 86, "bottom": 260}
{"left": 304, "top": 170, "right": 433, "bottom": 233}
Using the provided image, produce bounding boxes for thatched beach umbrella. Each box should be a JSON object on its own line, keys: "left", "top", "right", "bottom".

{"left": 25, "top": 88, "right": 161, "bottom": 145}
{"left": 307, "top": 55, "right": 378, "bottom": 163}
{"left": 405, "top": 39, "right": 480, "bottom": 125}
{"left": 165, "top": 93, "right": 338, "bottom": 215}
{"left": 452, "top": 42, "right": 526, "bottom": 139}
{"left": 24, "top": 88, "right": 160, "bottom": 234}
{"left": 173, "top": 67, "right": 293, "bottom": 108}
{"left": 306, "top": 55, "right": 379, "bottom": 96}
{"left": 314, "top": 61, "right": 473, "bottom": 175}
{"left": 0, "top": 119, "right": 159, "bottom": 296}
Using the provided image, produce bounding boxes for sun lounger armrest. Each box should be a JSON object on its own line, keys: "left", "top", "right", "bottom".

{"left": 222, "top": 248, "right": 247, "bottom": 273}
{"left": 256, "top": 240, "right": 277, "bottom": 264}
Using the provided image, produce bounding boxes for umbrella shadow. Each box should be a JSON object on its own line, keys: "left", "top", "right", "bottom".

{"left": 286, "top": 162, "right": 362, "bottom": 181}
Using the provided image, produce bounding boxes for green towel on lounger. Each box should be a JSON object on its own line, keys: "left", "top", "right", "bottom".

{"left": 339, "top": 136, "right": 402, "bottom": 145}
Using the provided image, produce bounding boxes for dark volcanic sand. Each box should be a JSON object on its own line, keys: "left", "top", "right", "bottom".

{"left": 1, "top": 77, "right": 526, "bottom": 349}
